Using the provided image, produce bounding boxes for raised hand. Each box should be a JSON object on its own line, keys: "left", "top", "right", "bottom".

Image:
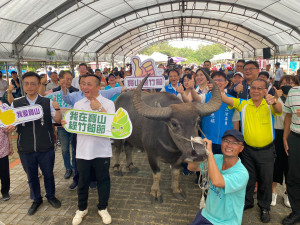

{"left": 265, "top": 94, "right": 275, "bottom": 105}
{"left": 41, "top": 76, "right": 48, "bottom": 85}
{"left": 52, "top": 97, "right": 60, "bottom": 110}
{"left": 176, "top": 83, "right": 184, "bottom": 94}
{"left": 207, "top": 83, "right": 213, "bottom": 91}
{"left": 90, "top": 97, "right": 101, "bottom": 111}
{"left": 235, "top": 82, "right": 243, "bottom": 94}
{"left": 274, "top": 86, "right": 282, "bottom": 98}
{"left": 7, "top": 84, "right": 14, "bottom": 93}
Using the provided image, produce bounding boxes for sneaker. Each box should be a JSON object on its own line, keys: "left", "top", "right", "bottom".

{"left": 64, "top": 169, "right": 72, "bottom": 179}
{"left": 28, "top": 200, "right": 43, "bottom": 215}
{"left": 282, "top": 212, "right": 300, "bottom": 225}
{"left": 98, "top": 208, "right": 112, "bottom": 224}
{"left": 72, "top": 209, "right": 88, "bottom": 225}
{"left": 2, "top": 193, "right": 10, "bottom": 201}
{"left": 69, "top": 181, "right": 78, "bottom": 190}
{"left": 271, "top": 193, "right": 277, "bottom": 206}
{"left": 260, "top": 208, "right": 270, "bottom": 223}
{"left": 284, "top": 192, "right": 291, "bottom": 208}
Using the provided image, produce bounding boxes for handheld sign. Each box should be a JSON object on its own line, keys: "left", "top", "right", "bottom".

{"left": 64, "top": 107, "right": 132, "bottom": 139}
{"left": 124, "top": 56, "right": 165, "bottom": 89}
{"left": 45, "top": 91, "right": 73, "bottom": 115}
{"left": 0, "top": 103, "right": 43, "bottom": 127}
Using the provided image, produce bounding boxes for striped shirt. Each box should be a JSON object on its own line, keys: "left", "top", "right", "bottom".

{"left": 283, "top": 86, "right": 300, "bottom": 134}
{"left": 229, "top": 98, "right": 281, "bottom": 147}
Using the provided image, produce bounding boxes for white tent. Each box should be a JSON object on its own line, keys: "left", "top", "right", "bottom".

{"left": 211, "top": 52, "right": 233, "bottom": 61}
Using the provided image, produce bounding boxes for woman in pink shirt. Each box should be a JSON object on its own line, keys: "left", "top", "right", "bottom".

{"left": 0, "top": 102, "right": 14, "bottom": 201}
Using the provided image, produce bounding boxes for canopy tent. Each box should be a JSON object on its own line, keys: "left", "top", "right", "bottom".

{"left": 210, "top": 52, "right": 233, "bottom": 61}
{"left": 0, "top": 0, "right": 300, "bottom": 64}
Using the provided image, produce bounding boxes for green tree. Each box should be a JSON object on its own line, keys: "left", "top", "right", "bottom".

{"left": 139, "top": 41, "right": 229, "bottom": 65}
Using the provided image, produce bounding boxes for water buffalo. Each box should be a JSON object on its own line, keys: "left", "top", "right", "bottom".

{"left": 113, "top": 71, "right": 221, "bottom": 203}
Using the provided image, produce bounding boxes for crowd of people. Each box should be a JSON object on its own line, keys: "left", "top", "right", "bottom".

{"left": 0, "top": 59, "right": 299, "bottom": 225}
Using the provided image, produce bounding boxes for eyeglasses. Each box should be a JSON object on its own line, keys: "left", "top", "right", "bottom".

{"left": 243, "top": 67, "right": 257, "bottom": 72}
{"left": 280, "top": 82, "right": 294, "bottom": 86}
{"left": 222, "top": 139, "right": 243, "bottom": 146}
{"left": 23, "top": 82, "right": 38, "bottom": 86}
{"left": 213, "top": 79, "right": 226, "bottom": 82}
{"left": 250, "top": 86, "right": 265, "bottom": 91}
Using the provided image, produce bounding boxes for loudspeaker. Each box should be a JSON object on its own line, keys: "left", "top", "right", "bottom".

{"left": 263, "top": 48, "right": 271, "bottom": 59}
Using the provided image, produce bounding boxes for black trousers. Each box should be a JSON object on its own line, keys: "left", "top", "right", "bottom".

{"left": 273, "top": 129, "right": 289, "bottom": 184}
{"left": 0, "top": 155, "right": 10, "bottom": 196}
{"left": 77, "top": 157, "right": 110, "bottom": 211}
{"left": 241, "top": 144, "right": 275, "bottom": 210}
{"left": 286, "top": 132, "right": 300, "bottom": 213}
{"left": 19, "top": 150, "right": 55, "bottom": 202}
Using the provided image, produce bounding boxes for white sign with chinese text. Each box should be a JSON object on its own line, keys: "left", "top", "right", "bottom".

{"left": 124, "top": 56, "right": 165, "bottom": 89}
{"left": 0, "top": 103, "right": 43, "bottom": 127}
{"left": 64, "top": 108, "right": 132, "bottom": 139}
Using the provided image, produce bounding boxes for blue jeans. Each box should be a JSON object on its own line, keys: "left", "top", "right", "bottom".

{"left": 19, "top": 150, "right": 55, "bottom": 202}
{"left": 57, "top": 127, "right": 75, "bottom": 171}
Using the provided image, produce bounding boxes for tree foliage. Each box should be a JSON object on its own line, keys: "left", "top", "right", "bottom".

{"left": 139, "top": 41, "right": 229, "bottom": 64}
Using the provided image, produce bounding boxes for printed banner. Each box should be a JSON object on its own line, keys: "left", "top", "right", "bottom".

{"left": 0, "top": 103, "right": 43, "bottom": 127}
{"left": 124, "top": 56, "right": 165, "bottom": 89}
{"left": 64, "top": 108, "right": 132, "bottom": 139}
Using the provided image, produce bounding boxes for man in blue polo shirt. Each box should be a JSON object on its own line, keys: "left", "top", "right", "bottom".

{"left": 188, "top": 129, "right": 249, "bottom": 225}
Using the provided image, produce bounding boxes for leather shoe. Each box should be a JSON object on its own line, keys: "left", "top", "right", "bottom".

{"left": 260, "top": 208, "right": 270, "bottom": 223}
{"left": 282, "top": 212, "right": 300, "bottom": 225}
{"left": 48, "top": 197, "right": 61, "bottom": 208}
{"left": 244, "top": 204, "right": 254, "bottom": 211}
{"left": 69, "top": 181, "right": 78, "bottom": 190}
{"left": 64, "top": 169, "right": 72, "bottom": 179}
{"left": 28, "top": 200, "right": 43, "bottom": 215}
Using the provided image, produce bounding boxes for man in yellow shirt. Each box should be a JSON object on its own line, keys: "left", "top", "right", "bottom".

{"left": 221, "top": 79, "right": 282, "bottom": 223}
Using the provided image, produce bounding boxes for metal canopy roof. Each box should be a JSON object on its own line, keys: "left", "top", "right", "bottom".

{"left": 0, "top": 0, "right": 300, "bottom": 62}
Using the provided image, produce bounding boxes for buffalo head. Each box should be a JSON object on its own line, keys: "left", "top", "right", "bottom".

{"left": 133, "top": 69, "right": 222, "bottom": 162}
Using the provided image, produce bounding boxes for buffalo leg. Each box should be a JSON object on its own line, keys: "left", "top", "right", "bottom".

{"left": 125, "top": 143, "right": 139, "bottom": 173}
{"left": 148, "top": 155, "right": 163, "bottom": 203}
{"left": 171, "top": 167, "right": 186, "bottom": 200}
{"left": 112, "top": 140, "right": 123, "bottom": 176}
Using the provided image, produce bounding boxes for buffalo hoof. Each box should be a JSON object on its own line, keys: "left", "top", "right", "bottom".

{"left": 173, "top": 192, "right": 186, "bottom": 200}
{"left": 128, "top": 165, "right": 139, "bottom": 173}
{"left": 150, "top": 195, "right": 163, "bottom": 204}
{"left": 113, "top": 164, "right": 123, "bottom": 176}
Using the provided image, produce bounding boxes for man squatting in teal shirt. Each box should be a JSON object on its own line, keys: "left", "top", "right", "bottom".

{"left": 188, "top": 129, "right": 249, "bottom": 225}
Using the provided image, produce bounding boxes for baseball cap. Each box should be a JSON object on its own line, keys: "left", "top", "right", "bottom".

{"left": 108, "top": 73, "right": 116, "bottom": 78}
{"left": 275, "top": 62, "right": 280, "bottom": 66}
{"left": 222, "top": 129, "right": 244, "bottom": 143}
{"left": 233, "top": 72, "right": 243, "bottom": 78}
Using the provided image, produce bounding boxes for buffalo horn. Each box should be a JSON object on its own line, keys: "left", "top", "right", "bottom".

{"left": 133, "top": 74, "right": 172, "bottom": 120}
{"left": 195, "top": 69, "right": 222, "bottom": 116}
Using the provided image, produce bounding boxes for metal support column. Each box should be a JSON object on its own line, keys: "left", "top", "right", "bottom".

{"left": 14, "top": 44, "right": 24, "bottom": 96}
{"left": 5, "top": 62, "right": 9, "bottom": 80}
{"left": 111, "top": 55, "right": 114, "bottom": 69}
{"left": 96, "top": 53, "right": 99, "bottom": 69}
{"left": 70, "top": 53, "right": 75, "bottom": 77}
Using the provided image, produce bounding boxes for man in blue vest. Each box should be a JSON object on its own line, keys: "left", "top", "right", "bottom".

{"left": 6, "top": 72, "right": 62, "bottom": 215}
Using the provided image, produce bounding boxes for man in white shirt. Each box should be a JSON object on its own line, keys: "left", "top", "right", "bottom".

{"left": 71, "top": 63, "right": 88, "bottom": 89}
{"left": 69, "top": 74, "right": 115, "bottom": 225}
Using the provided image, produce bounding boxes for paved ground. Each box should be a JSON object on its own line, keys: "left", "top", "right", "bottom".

{"left": 0, "top": 134, "right": 291, "bottom": 225}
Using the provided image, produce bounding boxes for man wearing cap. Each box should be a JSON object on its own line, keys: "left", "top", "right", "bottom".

{"left": 188, "top": 129, "right": 249, "bottom": 225}
{"left": 274, "top": 62, "right": 283, "bottom": 89}
{"left": 232, "top": 72, "right": 244, "bottom": 86}
{"left": 282, "top": 86, "right": 300, "bottom": 225}
{"left": 221, "top": 78, "right": 282, "bottom": 223}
